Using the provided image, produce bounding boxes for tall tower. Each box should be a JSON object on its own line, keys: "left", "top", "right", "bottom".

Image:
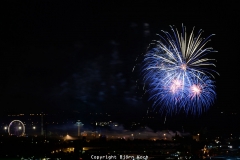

{"left": 41, "top": 114, "right": 44, "bottom": 136}
{"left": 76, "top": 120, "right": 83, "bottom": 137}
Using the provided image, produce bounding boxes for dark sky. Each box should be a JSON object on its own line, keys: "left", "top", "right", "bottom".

{"left": 0, "top": 1, "right": 239, "bottom": 130}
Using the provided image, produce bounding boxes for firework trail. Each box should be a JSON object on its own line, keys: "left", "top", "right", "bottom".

{"left": 139, "top": 24, "right": 218, "bottom": 115}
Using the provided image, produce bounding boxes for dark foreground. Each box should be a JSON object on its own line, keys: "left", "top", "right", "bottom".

{"left": 1, "top": 135, "right": 240, "bottom": 160}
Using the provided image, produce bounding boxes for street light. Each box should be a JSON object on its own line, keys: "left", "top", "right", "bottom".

{"left": 33, "top": 126, "right": 36, "bottom": 130}
{"left": 19, "top": 126, "right": 22, "bottom": 130}
{"left": 197, "top": 134, "right": 200, "bottom": 141}
{"left": 4, "top": 126, "right": 7, "bottom": 133}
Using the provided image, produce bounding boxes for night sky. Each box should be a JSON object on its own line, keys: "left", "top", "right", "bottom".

{"left": 1, "top": 1, "right": 239, "bottom": 131}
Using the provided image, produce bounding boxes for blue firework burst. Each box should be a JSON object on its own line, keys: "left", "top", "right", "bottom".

{"left": 140, "top": 25, "right": 218, "bottom": 115}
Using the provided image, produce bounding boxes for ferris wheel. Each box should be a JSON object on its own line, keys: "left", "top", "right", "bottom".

{"left": 8, "top": 120, "right": 25, "bottom": 136}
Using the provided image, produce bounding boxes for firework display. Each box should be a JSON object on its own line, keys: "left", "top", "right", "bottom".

{"left": 141, "top": 25, "right": 218, "bottom": 115}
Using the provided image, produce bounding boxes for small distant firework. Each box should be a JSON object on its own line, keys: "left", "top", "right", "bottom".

{"left": 139, "top": 24, "right": 218, "bottom": 115}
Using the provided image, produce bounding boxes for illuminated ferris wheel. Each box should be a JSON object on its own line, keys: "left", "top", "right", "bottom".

{"left": 8, "top": 120, "right": 25, "bottom": 136}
